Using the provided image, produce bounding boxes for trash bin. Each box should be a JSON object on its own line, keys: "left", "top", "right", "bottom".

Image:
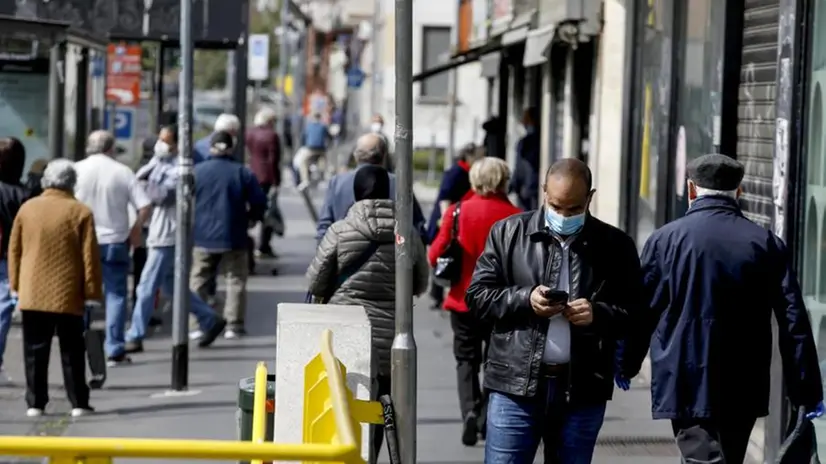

{"left": 237, "top": 374, "right": 276, "bottom": 464}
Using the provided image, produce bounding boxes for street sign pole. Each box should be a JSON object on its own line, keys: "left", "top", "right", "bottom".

{"left": 278, "top": 0, "right": 290, "bottom": 145}
{"left": 391, "top": 0, "right": 417, "bottom": 459}
{"left": 172, "top": 0, "right": 195, "bottom": 392}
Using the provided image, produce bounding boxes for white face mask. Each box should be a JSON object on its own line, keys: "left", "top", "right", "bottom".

{"left": 154, "top": 140, "right": 171, "bottom": 157}
{"left": 370, "top": 122, "right": 383, "bottom": 133}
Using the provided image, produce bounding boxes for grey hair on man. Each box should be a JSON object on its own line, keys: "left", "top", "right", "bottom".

{"left": 253, "top": 108, "right": 277, "bottom": 127}
{"left": 214, "top": 113, "right": 241, "bottom": 135}
{"left": 352, "top": 133, "right": 387, "bottom": 166}
{"left": 85, "top": 130, "right": 115, "bottom": 156}
{"left": 41, "top": 159, "right": 77, "bottom": 192}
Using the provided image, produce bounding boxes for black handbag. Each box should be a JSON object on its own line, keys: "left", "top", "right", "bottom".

{"left": 432, "top": 202, "right": 463, "bottom": 287}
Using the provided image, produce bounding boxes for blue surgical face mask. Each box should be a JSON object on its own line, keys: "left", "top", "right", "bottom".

{"left": 545, "top": 208, "right": 586, "bottom": 236}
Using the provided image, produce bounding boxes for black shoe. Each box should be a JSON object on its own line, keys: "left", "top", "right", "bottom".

{"left": 124, "top": 340, "right": 144, "bottom": 354}
{"left": 106, "top": 353, "right": 132, "bottom": 368}
{"left": 198, "top": 319, "right": 227, "bottom": 348}
{"left": 462, "top": 413, "right": 479, "bottom": 446}
{"left": 148, "top": 317, "right": 162, "bottom": 327}
{"left": 430, "top": 300, "right": 443, "bottom": 310}
{"left": 270, "top": 268, "right": 279, "bottom": 276}
{"left": 258, "top": 248, "right": 276, "bottom": 258}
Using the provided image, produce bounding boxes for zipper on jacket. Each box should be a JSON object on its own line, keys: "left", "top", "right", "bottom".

{"left": 565, "top": 244, "right": 574, "bottom": 404}
{"left": 528, "top": 242, "right": 555, "bottom": 396}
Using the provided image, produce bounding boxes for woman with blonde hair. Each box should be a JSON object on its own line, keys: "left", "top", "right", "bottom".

{"left": 428, "top": 156, "right": 521, "bottom": 446}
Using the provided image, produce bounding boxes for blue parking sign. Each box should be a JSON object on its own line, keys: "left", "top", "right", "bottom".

{"left": 103, "top": 109, "right": 133, "bottom": 139}
{"left": 252, "top": 38, "right": 266, "bottom": 56}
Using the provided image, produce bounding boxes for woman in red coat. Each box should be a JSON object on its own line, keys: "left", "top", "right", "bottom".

{"left": 428, "top": 156, "right": 521, "bottom": 447}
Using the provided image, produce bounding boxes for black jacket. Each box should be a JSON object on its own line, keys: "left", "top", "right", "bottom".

{"left": 0, "top": 181, "right": 30, "bottom": 258}
{"left": 465, "top": 209, "right": 642, "bottom": 404}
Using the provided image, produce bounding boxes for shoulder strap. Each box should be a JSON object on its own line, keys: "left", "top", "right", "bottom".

{"left": 451, "top": 202, "right": 461, "bottom": 237}
{"left": 328, "top": 240, "right": 387, "bottom": 298}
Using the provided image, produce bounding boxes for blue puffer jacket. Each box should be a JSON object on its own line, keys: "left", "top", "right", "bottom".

{"left": 193, "top": 155, "right": 267, "bottom": 251}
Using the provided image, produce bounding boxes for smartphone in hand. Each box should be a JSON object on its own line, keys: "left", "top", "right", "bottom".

{"left": 542, "top": 289, "right": 569, "bottom": 305}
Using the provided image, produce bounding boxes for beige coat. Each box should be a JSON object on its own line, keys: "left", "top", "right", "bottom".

{"left": 8, "top": 189, "right": 103, "bottom": 316}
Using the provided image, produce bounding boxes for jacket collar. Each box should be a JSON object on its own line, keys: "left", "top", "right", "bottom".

{"left": 685, "top": 195, "right": 743, "bottom": 217}
{"left": 41, "top": 188, "right": 74, "bottom": 199}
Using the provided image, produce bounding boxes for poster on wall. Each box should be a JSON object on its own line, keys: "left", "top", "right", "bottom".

{"left": 471, "top": 0, "right": 489, "bottom": 45}
{"left": 0, "top": 60, "right": 50, "bottom": 179}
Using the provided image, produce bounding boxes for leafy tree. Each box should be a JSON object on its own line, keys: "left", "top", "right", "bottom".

{"left": 193, "top": 5, "right": 280, "bottom": 90}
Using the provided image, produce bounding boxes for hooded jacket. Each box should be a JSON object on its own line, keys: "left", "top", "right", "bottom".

{"left": 306, "top": 199, "right": 430, "bottom": 376}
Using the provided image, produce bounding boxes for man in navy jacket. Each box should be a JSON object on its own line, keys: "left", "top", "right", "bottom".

{"left": 316, "top": 133, "right": 427, "bottom": 243}
{"left": 621, "top": 154, "right": 823, "bottom": 463}
{"left": 191, "top": 131, "right": 267, "bottom": 340}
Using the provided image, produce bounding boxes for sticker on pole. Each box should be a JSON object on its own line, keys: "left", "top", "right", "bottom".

{"left": 395, "top": 234, "right": 405, "bottom": 245}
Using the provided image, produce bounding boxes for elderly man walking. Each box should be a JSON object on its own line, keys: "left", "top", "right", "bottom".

{"left": 195, "top": 113, "right": 241, "bottom": 165}
{"left": 316, "top": 133, "right": 427, "bottom": 242}
{"left": 74, "top": 130, "right": 152, "bottom": 366}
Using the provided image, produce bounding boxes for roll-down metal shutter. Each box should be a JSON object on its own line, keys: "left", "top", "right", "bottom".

{"left": 737, "top": 0, "right": 779, "bottom": 229}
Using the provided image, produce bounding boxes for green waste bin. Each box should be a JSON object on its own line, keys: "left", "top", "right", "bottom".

{"left": 237, "top": 374, "right": 276, "bottom": 464}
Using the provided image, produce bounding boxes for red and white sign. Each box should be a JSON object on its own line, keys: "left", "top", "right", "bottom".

{"left": 106, "top": 44, "right": 142, "bottom": 107}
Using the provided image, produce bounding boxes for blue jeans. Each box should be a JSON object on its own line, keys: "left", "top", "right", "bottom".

{"left": 100, "top": 242, "right": 131, "bottom": 358}
{"left": 126, "top": 246, "right": 218, "bottom": 342}
{"left": 0, "top": 260, "right": 15, "bottom": 370}
{"left": 485, "top": 378, "right": 607, "bottom": 464}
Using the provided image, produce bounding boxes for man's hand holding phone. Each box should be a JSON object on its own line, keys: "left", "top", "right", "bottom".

{"left": 530, "top": 286, "right": 568, "bottom": 318}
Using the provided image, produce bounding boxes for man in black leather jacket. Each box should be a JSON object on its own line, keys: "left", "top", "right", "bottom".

{"left": 465, "top": 158, "right": 642, "bottom": 463}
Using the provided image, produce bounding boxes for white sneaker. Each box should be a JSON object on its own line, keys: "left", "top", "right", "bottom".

{"left": 224, "top": 329, "right": 239, "bottom": 340}
{"left": 189, "top": 330, "right": 204, "bottom": 340}
{"left": 71, "top": 408, "right": 93, "bottom": 417}
{"left": 26, "top": 408, "right": 43, "bottom": 417}
{"left": 0, "top": 368, "right": 11, "bottom": 384}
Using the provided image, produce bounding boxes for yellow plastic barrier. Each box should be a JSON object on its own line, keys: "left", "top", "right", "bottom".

{"left": 0, "top": 329, "right": 383, "bottom": 463}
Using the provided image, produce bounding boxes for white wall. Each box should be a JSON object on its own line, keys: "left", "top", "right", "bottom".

{"left": 375, "top": 0, "right": 489, "bottom": 151}
{"left": 589, "top": 0, "right": 626, "bottom": 228}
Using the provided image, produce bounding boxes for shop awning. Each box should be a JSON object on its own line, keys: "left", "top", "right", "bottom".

{"left": 522, "top": 25, "right": 555, "bottom": 67}
{"left": 412, "top": 39, "right": 503, "bottom": 82}
{"left": 500, "top": 9, "right": 536, "bottom": 46}
{"left": 0, "top": 15, "right": 107, "bottom": 51}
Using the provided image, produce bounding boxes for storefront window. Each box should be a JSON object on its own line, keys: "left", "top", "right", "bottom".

{"left": 635, "top": 0, "right": 674, "bottom": 246}
{"left": 801, "top": 0, "right": 826, "bottom": 452}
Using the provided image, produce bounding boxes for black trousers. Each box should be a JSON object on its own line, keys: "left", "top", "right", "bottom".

{"left": 429, "top": 282, "right": 445, "bottom": 305}
{"left": 371, "top": 375, "right": 392, "bottom": 462}
{"left": 671, "top": 417, "right": 756, "bottom": 464}
{"left": 450, "top": 310, "right": 491, "bottom": 422}
{"left": 21, "top": 311, "right": 90, "bottom": 409}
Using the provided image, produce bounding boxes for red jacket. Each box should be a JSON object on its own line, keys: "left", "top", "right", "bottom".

{"left": 428, "top": 192, "right": 521, "bottom": 312}
{"left": 246, "top": 125, "right": 282, "bottom": 186}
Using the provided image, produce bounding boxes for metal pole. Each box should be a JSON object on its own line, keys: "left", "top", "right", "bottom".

{"left": 445, "top": 68, "right": 457, "bottom": 170}
{"left": 391, "top": 0, "right": 416, "bottom": 457}
{"left": 562, "top": 45, "right": 579, "bottom": 159}
{"left": 172, "top": 0, "right": 195, "bottom": 391}
{"left": 278, "top": 0, "right": 290, "bottom": 144}
{"left": 48, "top": 42, "right": 66, "bottom": 159}
{"left": 370, "top": 0, "right": 381, "bottom": 118}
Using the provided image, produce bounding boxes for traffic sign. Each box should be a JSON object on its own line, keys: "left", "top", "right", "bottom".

{"left": 103, "top": 108, "right": 134, "bottom": 140}
{"left": 347, "top": 67, "right": 365, "bottom": 89}
{"left": 248, "top": 34, "right": 270, "bottom": 81}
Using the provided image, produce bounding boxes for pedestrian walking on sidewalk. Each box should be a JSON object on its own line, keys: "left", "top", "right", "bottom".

{"left": 619, "top": 154, "right": 825, "bottom": 463}
{"left": 74, "top": 130, "right": 152, "bottom": 366}
{"left": 316, "top": 133, "right": 428, "bottom": 243}
{"left": 428, "top": 157, "right": 521, "bottom": 447}
{"left": 124, "top": 125, "right": 227, "bottom": 354}
{"left": 190, "top": 131, "right": 267, "bottom": 340}
{"left": 306, "top": 164, "right": 430, "bottom": 460}
{"left": 466, "top": 158, "right": 642, "bottom": 463}
{"left": 8, "top": 159, "right": 100, "bottom": 418}
{"left": 246, "top": 108, "right": 282, "bottom": 258}
{"left": 0, "top": 137, "right": 31, "bottom": 383}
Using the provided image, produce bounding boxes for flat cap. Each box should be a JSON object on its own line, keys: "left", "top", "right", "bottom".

{"left": 686, "top": 154, "right": 744, "bottom": 191}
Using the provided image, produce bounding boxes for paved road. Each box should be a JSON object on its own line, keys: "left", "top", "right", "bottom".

{"left": 0, "top": 182, "right": 679, "bottom": 463}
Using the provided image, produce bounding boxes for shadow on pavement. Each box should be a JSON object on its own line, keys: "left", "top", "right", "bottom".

{"left": 100, "top": 400, "right": 237, "bottom": 417}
